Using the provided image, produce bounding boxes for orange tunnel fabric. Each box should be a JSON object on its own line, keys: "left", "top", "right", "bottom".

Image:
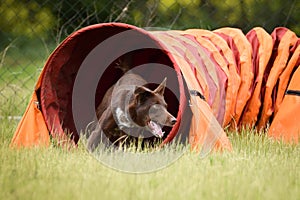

{"left": 257, "top": 28, "right": 299, "bottom": 130}
{"left": 269, "top": 66, "right": 300, "bottom": 144}
{"left": 10, "top": 23, "right": 299, "bottom": 149}
{"left": 10, "top": 92, "right": 50, "bottom": 147}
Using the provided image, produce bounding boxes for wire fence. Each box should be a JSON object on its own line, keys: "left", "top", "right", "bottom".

{"left": 0, "top": 0, "right": 299, "bottom": 116}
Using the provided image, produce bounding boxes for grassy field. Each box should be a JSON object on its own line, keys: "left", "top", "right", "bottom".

{"left": 0, "top": 116, "right": 299, "bottom": 200}
{"left": 0, "top": 39, "right": 53, "bottom": 116}
{"left": 0, "top": 39, "right": 299, "bottom": 200}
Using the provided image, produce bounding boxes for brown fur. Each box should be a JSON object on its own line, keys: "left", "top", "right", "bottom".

{"left": 87, "top": 70, "right": 176, "bottom": 151}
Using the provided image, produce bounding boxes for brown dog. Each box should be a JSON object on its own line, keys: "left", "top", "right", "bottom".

{"left": 87, "top": 62, "right": 177, "bottom": 151}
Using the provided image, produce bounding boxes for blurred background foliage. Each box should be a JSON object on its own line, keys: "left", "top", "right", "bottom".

{"left": 1, "top": 0, "right": 299, "bottom": 45}
{"left": 0, "top": 0, "right": 299, "bottom": 115}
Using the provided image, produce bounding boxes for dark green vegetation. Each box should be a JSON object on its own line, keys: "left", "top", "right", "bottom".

{"left": 1, "top": 0, "right": 299, "bottom": 42}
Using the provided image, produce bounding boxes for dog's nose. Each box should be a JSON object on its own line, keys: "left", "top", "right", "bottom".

{"left": 171, "top": 118, "right": 177, "bottom": 125}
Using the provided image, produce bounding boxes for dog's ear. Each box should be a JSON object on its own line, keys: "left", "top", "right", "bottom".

{"left": 154, "top": 77, "right": 167, "bottom": 96}
{"left": 134, "top": 86, "right": 153, "bottom": 105}
{"left": 116, "top": 55, "right": 132, "bottom": 73}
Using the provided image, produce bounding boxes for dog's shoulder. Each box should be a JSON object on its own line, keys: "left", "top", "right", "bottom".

{"left": 116, "top": 73, "right": 147, "bottom": 87}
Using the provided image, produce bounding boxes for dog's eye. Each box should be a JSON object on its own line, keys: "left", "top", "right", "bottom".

{"left": 160, "top": 102, "right": 167, "bottom": 108}
{"left": 151, "top": 104, "right": 167, "bottom": 111}
{"left": 152, "top": 104, "right": 160, "bottom": 110}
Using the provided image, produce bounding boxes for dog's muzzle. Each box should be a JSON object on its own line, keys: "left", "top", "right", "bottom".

{"left": 147, "top": 120, "right": 164, "bottom": 138}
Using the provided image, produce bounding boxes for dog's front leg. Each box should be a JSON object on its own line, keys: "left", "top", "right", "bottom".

{"left": 87, "top": 125, "right": 104, "bottom": 152}
{"left": 87, "top": 108, "right": 116, "bottom": 152}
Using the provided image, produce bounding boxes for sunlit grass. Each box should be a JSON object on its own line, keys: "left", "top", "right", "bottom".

{"left": 1, "top": 43, "right": 299, "bottom": 198}
{"left": 0, "top": 39, "right": 298, "bottom": 198}
{"left": 1, "top": 114, "right": 299, "bottom": 200}
{"left": 0, "top": 39, "right": 55, "bottom": 116}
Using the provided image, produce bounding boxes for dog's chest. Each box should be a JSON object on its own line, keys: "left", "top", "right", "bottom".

{"left": 110, "top": 73, "right": 147, "bottom": 129}
{"left": 115, "top": 107, "right": 134, "bottom": 129}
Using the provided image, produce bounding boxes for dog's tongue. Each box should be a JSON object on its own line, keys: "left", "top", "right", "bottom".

{"left": 148, "top": 121, "right": 164, "bottom": 138}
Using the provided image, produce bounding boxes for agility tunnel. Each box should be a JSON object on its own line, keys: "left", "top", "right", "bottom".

{"left": 11, "top": 23, "right": 299, "bottom": 150}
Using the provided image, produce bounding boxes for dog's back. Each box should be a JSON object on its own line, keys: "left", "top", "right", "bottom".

{"left": 87, "top": 58, "right": 176, "bottom": 151}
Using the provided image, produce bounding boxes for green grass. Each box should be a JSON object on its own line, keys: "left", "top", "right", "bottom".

{"left": 0, "top": 64, "right": 37, "bottom": 117}
{"left": 0, "top": 116, "right": 299, "bottom": 200}
{"left": 0, "top": 38, "right": 298, "bottom": 200}
{"left": 0, "top": 39, "right": 54, "bottom": 116}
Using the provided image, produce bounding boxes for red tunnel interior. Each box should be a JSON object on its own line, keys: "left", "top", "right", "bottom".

{"left": 39, "top": 23, "right": 188, "bottom": 144}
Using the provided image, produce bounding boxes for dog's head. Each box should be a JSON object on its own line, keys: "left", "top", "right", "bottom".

{"left": 129, "top": 78, "right": 177, "bottom": 138}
